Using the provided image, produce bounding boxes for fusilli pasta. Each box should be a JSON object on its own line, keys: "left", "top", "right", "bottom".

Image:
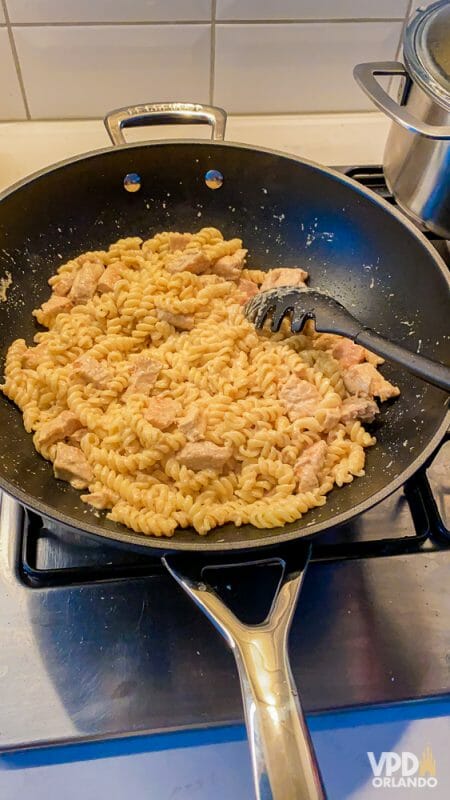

{"left": 0, "top": 227, "right": 400, "bottom": 536}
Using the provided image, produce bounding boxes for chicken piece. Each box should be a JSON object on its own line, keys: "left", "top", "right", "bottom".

{"left": 80, "top": 490, "right": 114, "bottom": 511}
{"left": 69, "top": 261, "right": 104, "bottom": 305}
{"left": 34, "top": 295, "right": 72, "bottom": 324}
{"left": 53, "top": 442, "right": 93, "bottom": 490}
{"left": 166, "top": 250, "right": 211, "bottom": 275}
{"left": 155, "top": 308, "right": 194, "bottom": 331}
{"left": 36, "top": 411, "right": 81, "bottom": 447}
{"left": 22, "top": 342, "right": 48, "bottom": 369}
{"left": 340, "top": 397, "right": 379, "bottom": 424}
{"left": 332, "top": 338, "right": 365, "bottom": 370}
{"left": 66, "top": 427, "right": 88, "bottom": 446}
{"left": 237, "top": 278, "right": 259, "bottom": 305}
{"left": 51, "top": 272, "right": 74, "bottom": 297}
{"left": 178, "top": 441, "right": 232, "bottom": 472}
{"left": 343, "top": 364, "right": 372, "bottom": 396}
{"left": 319, "top": 406, "right": 341, "bottom": 432}
{"left": 125, "top": 358, "right": 161, "bottom": 396}
{"left": 368, "top": 370, "right": 401, "bottom": 403}
{"left": 144, "top": 397, "right": 181, "bottom": 430}
{"left": 294, "top": 440, "right": 327, "bottom": 493}
{"left": 168, "top": 232, "right": 192, "bottom": 253}
{"left": 279, "top": 377, "right": 320, "bottom": 422}
{"left": 73, "top": 356, "right": 111, "bottom": 388}
{"left": 178, "top": 406, "right": 207, "bottom": 442}
{"left": 343, "top": 363, "right": 400, "bottom": 402}
{"left": 211, "top": 248, "right": 247, "bottom": 280}
{"left": 97, "top": 263, "right": 122, "bottom": 294}
{"left": 261, "top": 267, "right": 309, "bottom": 292}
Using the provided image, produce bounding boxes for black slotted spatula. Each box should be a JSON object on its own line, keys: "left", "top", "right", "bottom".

{"left": 244, "top": 287, "right": 450, "bottom": 393}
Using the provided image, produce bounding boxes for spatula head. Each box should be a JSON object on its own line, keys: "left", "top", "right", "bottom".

{"left": 244, "top": 287, "right": 362, "bottom": 338}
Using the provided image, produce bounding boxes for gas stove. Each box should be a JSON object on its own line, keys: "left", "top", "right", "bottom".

{"left": 0, "top": 168, "right": 449, "bottom": 752}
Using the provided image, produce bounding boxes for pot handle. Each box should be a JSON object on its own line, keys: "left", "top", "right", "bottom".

{"left": 353, "top": 62, "right": 450, "bottom": 140}
{"left": 163, "top": 547, "right": 326, "bottom": 800}
{"left": 104, "top": 102, "right": 227, "bottom": 146}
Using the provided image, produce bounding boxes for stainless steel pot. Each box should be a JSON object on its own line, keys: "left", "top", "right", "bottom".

{"left": 354, "top": 0, "right": 450, "bottom": 238}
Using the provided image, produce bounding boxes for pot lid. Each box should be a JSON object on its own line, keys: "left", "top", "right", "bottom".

{"left": 404, "top": 0, "right": 450, "bottom": 110}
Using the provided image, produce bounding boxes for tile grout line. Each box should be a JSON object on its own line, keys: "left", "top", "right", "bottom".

{"left": 5, "top": 20, "right": 209, "bottom": 27}
{"left": 209, "top": 0, "right": 216, "bottom": 106}
{"left": 206, "top": 16, "right": 405, "bottom": 24}
{"left": 2, "top": 110, "right": 383, "bottom": 123}
{"left": 1, "top": 0, "right": 31, "bottom": 119}
{"left": 2, "top": 17, "right": 406, "bottom": 27}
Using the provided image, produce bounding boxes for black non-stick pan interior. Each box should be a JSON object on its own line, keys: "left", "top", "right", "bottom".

{"left": 0, "top": 141, "right": 448, "bottom": 550}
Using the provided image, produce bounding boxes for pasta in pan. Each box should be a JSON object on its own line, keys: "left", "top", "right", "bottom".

{"left": 1, "top": 227, "right": 399, "bottom": 536}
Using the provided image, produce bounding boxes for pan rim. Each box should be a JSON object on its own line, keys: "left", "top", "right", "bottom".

{"left": 0, "top": 137, "right": 448, "bottom": 552}
{"left": 1, "top": 135, "right": 449, "bottom": 287}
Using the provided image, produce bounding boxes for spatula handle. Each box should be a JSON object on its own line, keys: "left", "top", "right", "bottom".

{"left": 355, "top": 329, "right": 450, "bottom": 393}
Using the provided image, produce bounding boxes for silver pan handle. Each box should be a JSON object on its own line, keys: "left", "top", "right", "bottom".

{"left": 104, "top": 102, "right": 227, "bottom": 146}
{"left": 164, "top": 549, "right": 326, "bottom": 800}
{"left": 353, "top": 62, "right": 450, "bottom": 140}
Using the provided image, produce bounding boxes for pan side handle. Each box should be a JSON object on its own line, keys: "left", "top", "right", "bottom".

{"left": 104, "top": 102, "right": 227, "bottom": 146}
{"left": 164, "top": 548, "right": 326, "bottom": 800}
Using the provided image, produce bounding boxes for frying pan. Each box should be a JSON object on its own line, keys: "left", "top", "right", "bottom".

{"left": 0, "top": 102, "right": 448, "bottom": 799}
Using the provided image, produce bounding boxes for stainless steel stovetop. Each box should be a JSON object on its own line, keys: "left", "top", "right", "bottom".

{"left": 0, "top": 167, "right": 449, "bottom": 752}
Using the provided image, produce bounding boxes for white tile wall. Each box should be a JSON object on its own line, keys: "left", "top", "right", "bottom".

{"left": 0, "top": 0, "right": 421, "bottom": 120}
{"left": 215, "top": 22, "right": 402, "bottom": 113}
{"left": 0, "top": 28, "right": 26, "bottom": 118}
{"left": 6, "top": 0, "right": 212, "bottom": 23}
{"left": 216, "top": 0, "right": 409, "bottom": 20}
{"left": 13, "top": 25, "right": 211, "bottom": 118}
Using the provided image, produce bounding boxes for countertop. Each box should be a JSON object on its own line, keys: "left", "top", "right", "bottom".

{"left": 1, "top": 112, "right": 449, "bottom": 800}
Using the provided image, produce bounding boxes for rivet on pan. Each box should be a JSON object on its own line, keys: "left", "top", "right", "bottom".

{"left": 123, "top": 173, "right": 141, "bottom": 193}
{"left": 205, "top": 169, "right": 223, "bottom": 190}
